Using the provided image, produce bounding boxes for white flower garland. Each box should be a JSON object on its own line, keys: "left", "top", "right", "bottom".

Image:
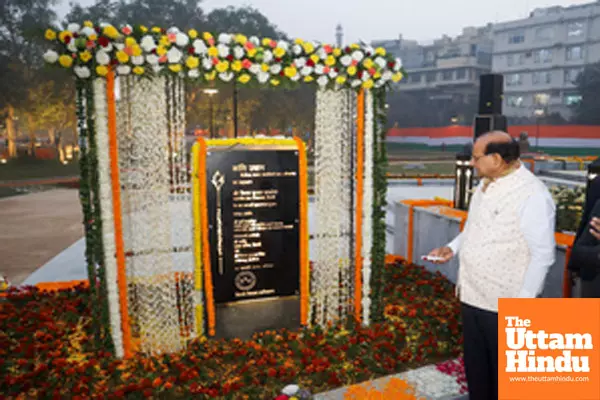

{"left": 93, "top": 77, "right": 124, "bottom": 358}
{"left": 362, "top": 90, "right": 374, "bottom": 326}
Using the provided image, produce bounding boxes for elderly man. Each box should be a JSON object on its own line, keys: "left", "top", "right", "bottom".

{"left": 428, "top": 131, "right": 556, "bottom": 400}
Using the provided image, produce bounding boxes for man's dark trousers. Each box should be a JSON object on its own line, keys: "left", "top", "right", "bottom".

{"left": 461, "top": 302, "right": 498, "bottom": 400}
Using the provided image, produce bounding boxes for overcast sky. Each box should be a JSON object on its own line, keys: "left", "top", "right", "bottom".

{"left": 58, "top": 0, "right": 592, "bottom": 44}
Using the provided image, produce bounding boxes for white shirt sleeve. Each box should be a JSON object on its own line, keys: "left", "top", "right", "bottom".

{"left": 517, "top": 189, "right": 557, "bottom": 298}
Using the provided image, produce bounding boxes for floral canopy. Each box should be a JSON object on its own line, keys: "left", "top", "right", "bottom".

{"left": 43, "top": 22, "right": 405, "bottom": 90}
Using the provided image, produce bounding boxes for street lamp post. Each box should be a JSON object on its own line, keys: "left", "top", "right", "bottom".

{"left": 203, "top": 88, "right": 219, "bottom": 138}
{"left": 534, "top": 107, "right": 545, "bottom": 150}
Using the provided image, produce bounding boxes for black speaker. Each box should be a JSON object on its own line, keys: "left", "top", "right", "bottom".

{"left": 478, "top": 74, "right": 504, "bottom": 115}
{"left": 473, "top": 115, "right": 508, "bottom": 139}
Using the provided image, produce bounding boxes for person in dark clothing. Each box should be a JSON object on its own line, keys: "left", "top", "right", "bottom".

{"left": 569, "top": 158, "right": 600, "bottom": 297}
{"left": 569, "top": 200, "right": 600, "bottom": 297}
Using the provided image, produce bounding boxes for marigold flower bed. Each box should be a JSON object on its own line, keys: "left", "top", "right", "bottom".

{"left": 0, "top": 261, "right": 463, "bottom": 399}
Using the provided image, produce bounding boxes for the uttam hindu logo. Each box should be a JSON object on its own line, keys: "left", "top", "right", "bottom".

{"left": 504, "top": 315, "right": 592, "bottom": 373}
{"left": 498, "top": 298, "right": 600, "bottom": 400}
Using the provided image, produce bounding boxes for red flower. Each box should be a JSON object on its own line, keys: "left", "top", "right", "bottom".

{"left": 267, "top": 367, "right": 277, "bottom": 377}
{"left": 275, "top": 395, "right": 289, "bottom": 400}
{"left": 98, "top": 36, "right": 109, "bottom": 47}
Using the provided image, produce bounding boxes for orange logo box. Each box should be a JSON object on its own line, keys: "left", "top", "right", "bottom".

{"left": 498, "top": 298, "right": 600, "bottom": 400}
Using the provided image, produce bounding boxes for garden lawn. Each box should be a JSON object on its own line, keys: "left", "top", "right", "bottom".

{"left": 0, "top": 261, "right": 463, "bottom": 399}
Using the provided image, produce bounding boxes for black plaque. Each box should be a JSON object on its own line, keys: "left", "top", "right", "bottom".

{"left": 205, "top": 149, "right": 300, "bottom": 304}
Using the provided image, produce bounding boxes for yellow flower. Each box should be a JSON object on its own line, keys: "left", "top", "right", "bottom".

{"left": 203, "top": 32, "right": 213, "bottom": 41}
{"left": 133, "top": 66, "right": 145, "bottom": 75}
{"left": 392, "top": 72, "right": 403, "bottom": 82}
{"left": 348, "top": 66, "right": 357, "bottom": 76}
{"left": 273, "top": 47, "right": 286, "bottom": 58}
{"left": 310, "top": 54, "right": 319, "bottom": 64}
{"left": 262, "top": 38, "right": 272, "bottom": 46}
{"left": 336, "top": 75, "right": 347, "bottom": 85}
{"left": 45, "top": 29, "right": 57, "bottom": 41}
{"left": 362, "top": 79, "right": 374, "bottom": 89}
{"left": 151, "top": 26, "right": 162, "bottom": 33}
{"left": 333, "top": 48, "right": 342, "bottom": 57}
{"left": 188, "top": 29, "right": 198, "bottom": 39}
{"left": 235, "top": 34, "right": 247, "bottom": 45}
{"left": 302, "top": 42, "right": 314, "bottom": 54}
{"left": 284, "top": 66, "right": 297, "bottom": 78}
{"left": 205, "top": 71, "right": 216, "bottom": 81}
{"left": 125, "top": 37, "right": 137, "bottom": 47}
{"left": 140, "top": 25, "right": 148, "bottom": 33}
{"left": 156, "top": 45, "right": 168, "bottom": 56}
{"left": 238, "top": 74, "right": 251, "bottom": 84}
{"left": 96, "top": 65, "right": 109, "bottom": 76}
{"left": 116, "top": 50, "right": 129, "bottom": 63}
{"left": 374, "top": 71, "right": 381, "bottom": 79}
{"left": 247, "top": 48, "right": 257, "bottom": 58}
{"left": 159, "top": 35, "right": 170, "bottom": 47}
{"left": 294, "top": 38, "right": 304, "bottom": 45}
{"left": 303, "top": 76, "right": 314, "bottom": 82}
{"left": 169, "top": 64, "right": 182, "bottom": 73}
{"left": 325, "top": 55, "right": 336, "bottom": 66}
{"left": 375, "top": 47, "right": 386, "bottom": 56}
{"left": 89, "top": 34, "right": 98, "bottom": 41}
{"left": 186, "top": 56, "right": 200, "bottom": 69}
{"left": 270, "top": 78, "right": 280, "bottom": 86}
{"left": 231, "top": 60, "right": 242, "bottom": 72}
{"left": 207, "top": 46, "right": 218, "bottom": 57}
{"left": 260, "top": 63, "right": 269, "bottom": 72}
{"left": 59, "top": 55, "right": 73, "bottom": 68}
{"left": 363, "top": 58, "right": 374, "bottom": 69}
{"left": 103, "top": 25, "right": 119, "bottom": 39}
{"left": 216, "top": 61, "right": 229, "bottom": 73}
{"left": 79, "top": 51, "right": 92, "bottom": 63}
{"left": 83, "top": 21, "right": 93, "bottom": 28}
{"left": 131, "top": 45, "right": 142, "bottom": 57}
{"left": 58, "top": 31, "right": 71, "bottom": 43}
{"left": 350, "top": 43, "right": 360, "bottom": 50}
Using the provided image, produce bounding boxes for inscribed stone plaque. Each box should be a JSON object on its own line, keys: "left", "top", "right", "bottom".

{"left": 206, "top": 149, "right": 300, "bottom": 304}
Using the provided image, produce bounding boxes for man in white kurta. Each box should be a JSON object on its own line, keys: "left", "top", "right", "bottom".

{"left": 428, "top": 131, "right": 556, "bottom": 400}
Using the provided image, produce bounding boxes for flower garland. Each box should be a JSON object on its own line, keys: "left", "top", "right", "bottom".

{"left": 369, "top": 88, "right": 388, "bottom": 323}
{"left": 43, "top": 22, "right": 405, "bottom": 90}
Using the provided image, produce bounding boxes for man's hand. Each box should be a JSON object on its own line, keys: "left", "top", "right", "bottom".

{"left": 590, "top": 217, "right": 600, "bottom": 241}
{"left": 427, "top": 246, "right": 454, "bottom": 264}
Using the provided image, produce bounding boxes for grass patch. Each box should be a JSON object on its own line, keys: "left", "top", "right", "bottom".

{"left": 0, "top": 157, "right": 79, "bottom": 181}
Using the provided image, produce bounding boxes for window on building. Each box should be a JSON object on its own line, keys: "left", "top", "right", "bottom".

{"left": 568, "top": 22, "right": 585, "bottom": 37}
{"left": 534, "top": 93, "right": 550, "bottom": 106}
{"left": 564, "top": 68, "right": 583, "bottom": 84}
{"left": 564, "top": 94, "right": 582, "bottom": 105}
{"left": 508, "top": 31, "right": 525, "bottom": 44}
{"left": 566, "top": 46, "right": 583, "bottom": 60}
{"left": 506, "top": 73, "right": 522, "bottom": 86}
{"left": 442, "top": 70, "right": 453, "bottom": 81}
{"left": 516, "top": 53, "right": 525, "bottom": 65}
{"left": 409, "top": 73, "right": 421, "bottom": 83}
{"left": 456, "top": 68, "right": 466, "bottom": 79}
{"left": 506, "top": 95, "right": 524, "bottom": 107}
{"left": 534, "top": 49, "right": 552, "bottom": 63}
{"left": 426, "top": 72, "right": 436, "bottom": 82}
{"left": 535, "top": 26, "right": 554, "bottom": 41}
{"left": 532, "top": 71, "right": 552, "bottom": 84}
{"left": 507, "top": 54, "right": 514, "bottom": 66}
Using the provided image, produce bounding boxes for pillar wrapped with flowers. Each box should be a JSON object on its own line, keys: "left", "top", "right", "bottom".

{"left": 42, "top": 21, "right": 405, "bottom": 358}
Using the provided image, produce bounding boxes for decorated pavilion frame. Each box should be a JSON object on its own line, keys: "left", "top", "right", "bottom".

{"left": 43, "top": 21, "right": 404, "bottom": 358}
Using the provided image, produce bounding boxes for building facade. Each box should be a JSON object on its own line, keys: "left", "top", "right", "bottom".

{"left": 492, "top": 2, "right": 600, "bottom": 121}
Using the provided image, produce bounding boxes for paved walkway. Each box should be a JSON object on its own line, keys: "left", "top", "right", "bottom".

{"left": 0, "top": 189, "right": 83, "bottom": 284}
{"left": 314, "top": 361, "right": 466, "bottom": 399}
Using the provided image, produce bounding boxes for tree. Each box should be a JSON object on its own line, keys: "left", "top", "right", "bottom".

{"left": 0, "top": 0, "right": 58, "bottom": 157}
{"left": 572, "top": 62, "right": 600, "bottom": 125}
{"left": 204, "top": 6, "right": 286, "bottom": 40}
